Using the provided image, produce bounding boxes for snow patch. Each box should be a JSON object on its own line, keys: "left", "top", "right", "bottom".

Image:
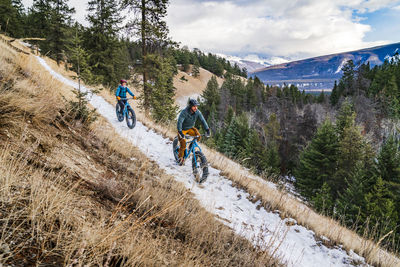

{"left": 335, "top": 58, "right": 349, "bottom": 74}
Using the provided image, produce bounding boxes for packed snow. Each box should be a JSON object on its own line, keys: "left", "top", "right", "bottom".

{"left": 37, "top": 56, "right": 370, "bottom": 267}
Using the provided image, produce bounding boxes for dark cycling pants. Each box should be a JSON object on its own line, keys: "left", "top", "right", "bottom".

{"left": 118, "top": 99, "right": 127, "bottom": 111}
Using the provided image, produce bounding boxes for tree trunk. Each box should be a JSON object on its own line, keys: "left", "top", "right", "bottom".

{"left": 141, "top": 0, "right": 149, "bottom": 110}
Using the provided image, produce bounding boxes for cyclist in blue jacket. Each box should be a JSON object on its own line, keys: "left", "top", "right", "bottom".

{"left": 116, "top": 79, "right": 136, "bottom": 111}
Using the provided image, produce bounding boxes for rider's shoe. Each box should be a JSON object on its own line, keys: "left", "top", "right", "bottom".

{"left": 178, "top": 157, "right": 185, "bottom": 166}
{"left": 199, "top": 176, "right": 207, "bottom": 183}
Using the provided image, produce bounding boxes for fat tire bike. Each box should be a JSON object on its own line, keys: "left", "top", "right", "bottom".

{"left": 173, "top": 134, "right": 209, "bottom": 183}
{"left": 116, "top": 97, "right": 136, "bottom": 129}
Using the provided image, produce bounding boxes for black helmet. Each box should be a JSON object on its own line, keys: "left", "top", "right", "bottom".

{"left": 188, "top": 98, "right": 199, "bottom": 107}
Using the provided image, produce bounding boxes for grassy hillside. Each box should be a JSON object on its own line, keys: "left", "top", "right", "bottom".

{"left": 173, "top": 65, "right": 224, "bottom": 108}
{"left": 0, "top": 37, "right": 280, "bottom": 266}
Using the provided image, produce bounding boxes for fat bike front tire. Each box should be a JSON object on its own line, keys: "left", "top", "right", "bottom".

{"left": 192, "top": 151, "right": 208, "bottom": 183}
{"left": 126, "top": 108, "right": 136, "bottom": 129}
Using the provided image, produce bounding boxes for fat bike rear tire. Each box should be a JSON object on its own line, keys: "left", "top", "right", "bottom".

{"left": 173, "top": 136, "right": 180, "bottom": 163}
{"left": 116, "top": 104, "right": 124, "bottom": 122}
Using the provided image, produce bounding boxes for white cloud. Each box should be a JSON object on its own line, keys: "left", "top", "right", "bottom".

{"left": 166, "top": 0, "right": 399, "bottom": 59}
{"left": 22, "top": 0, "right": 89, "bottom": 26}
{"left": 22, "top": 0, "right": 400, "bottom": 60}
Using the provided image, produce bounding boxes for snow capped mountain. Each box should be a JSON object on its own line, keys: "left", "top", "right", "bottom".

{"left": 250, "top": 42, "right": 400, "bottom": 91}
{"left": 216, "top": 53, "right": 289, "bottom": 72}
{"left": 384, "top": 48, "right": 400, "bottom": 62}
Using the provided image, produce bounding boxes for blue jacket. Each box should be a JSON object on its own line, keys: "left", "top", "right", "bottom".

{"left": 177, "top": 107, "right": 209, "bottom": 131}
{"left": 116, "top": 85, "right": 134, "bottom": 98}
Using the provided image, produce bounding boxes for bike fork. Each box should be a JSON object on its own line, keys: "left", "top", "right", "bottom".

{"left": 193, "top": 153, "right": 198, "bottom": 169}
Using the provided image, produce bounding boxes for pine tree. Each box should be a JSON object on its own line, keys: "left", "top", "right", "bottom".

{"left": 245, "top": 78, "right": 257, "bottom": 110}
{"left": 295, "top": 120, "right": 339, "bottom": 199}
{"left": 265, "top": 141, "right": 280, "bottom": 174}
{"left": 384, "top": 75, "right": 400, "bottom": 118}
{"left": 365, "top": 177, "right": 398, "bottom": 234}
{"left": 67, "top": 24, "right": 94, "bottom": 84}
{"left": 222, "top": 114, "right": 248, "bottom": 159}
{"left": 84, "top": 0, "right": 127, "bottom": 87}
{"left": 330, "top": 80, "right": 339, "bottom": 106}
{"left": 336, "top": 164, "right": 370, "bottom": 227}
{"left": 335, "top": 99, "right": 355, "bottom": 139}
{"left": 241, "top": 128, "right": 263, "bottom": 170}
{"left": 207, "top": 102, "right": 218, "bottom": 133}
{"left": 222, "top": 116, "right": 241, "bottom": 158}
{"left": 341, "top": 60, "right": 355, "bottom": 95}
{"left": 122, "top": 0, "right": 170, "bottom": 110}
{"left": 377, "top": 135, "right": 400, "bottom": 184}
{"left": 27, "top": 0, "right": 52, "bottom": 39}
{"left": 146, "top": 54, "right": 178, "bottom": 122}
{"left": 192, "top": 58, "right": 200, "bottom": 77}
{"left": 46, "top": 0, "right": 75, "bottom": 65}
{"left": 201, "top": 76, "right": 220, "bottom": 109}
{"left": 312, "top": 182, "right": 334, "bottom": 215}
{"left": 0, "top": 0, "right": 25, "bottom": 37}
{"left": 333, "top": 124, "right": 366, "bottom": 198}
{"left": 317, "top": 90, "right": 325, "bottom": 103}
{"left": 224, "top": 106, "right": 234, "bottom": 126}
{"left": 377, "top": 134, "right": 400, "bottom": 221}
{"left": 181, "top": 49, "right": 190, "bottom": 72}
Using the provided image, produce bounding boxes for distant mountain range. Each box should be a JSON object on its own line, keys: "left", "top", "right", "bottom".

{"left": 249, "top": 43, "right": 400, "bottom": 91}
{"left": 216, "top": 53, "right": 289, "bottom": 72}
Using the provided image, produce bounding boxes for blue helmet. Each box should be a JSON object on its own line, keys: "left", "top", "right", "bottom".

{"left": 188, "top": 98, "right": 199, "bottom": 107}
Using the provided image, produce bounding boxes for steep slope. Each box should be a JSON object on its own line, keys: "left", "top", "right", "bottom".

{"left": 36, "top": 55, "right": 394, "bottom": 267}
{"left": 251, "top": 42, "right": 400, "bottom": 91}
{"left": 0, "top": 38, "right": 280, "bottom": 266}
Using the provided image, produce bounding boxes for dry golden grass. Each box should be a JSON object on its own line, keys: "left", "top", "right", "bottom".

{"left": 173, "top": 65, "right": 224, "bottom": 106}
{"left": 95, "top": 73, "right": 400, "bottom": 266}
{"left": 0, "top": 38, "right": 281, "bottom": 266}
{"left": 173, "top": 66, "right": 247, "bottom": 108}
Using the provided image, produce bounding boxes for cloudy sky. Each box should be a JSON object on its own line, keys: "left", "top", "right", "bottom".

{"left": 22, "top": 0, "right": 400, "bottom": 61}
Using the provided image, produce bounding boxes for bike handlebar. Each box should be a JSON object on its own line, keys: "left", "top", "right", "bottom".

{"left": 119, "top": 97, "right": 135, "bottom": 100}
{"left": 184, "top": 134, "right": 207, "bottom": 139}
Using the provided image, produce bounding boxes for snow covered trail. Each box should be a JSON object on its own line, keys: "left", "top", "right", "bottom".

{"left": 37, "top": 56, "right": 369, "bottom": 267}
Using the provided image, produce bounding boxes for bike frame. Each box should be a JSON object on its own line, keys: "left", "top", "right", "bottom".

{"left": 183, "top": 135, "right": 203, "bottom": 168}
{"left": 119, "top": 97, "right": 133, "bottom": 118}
